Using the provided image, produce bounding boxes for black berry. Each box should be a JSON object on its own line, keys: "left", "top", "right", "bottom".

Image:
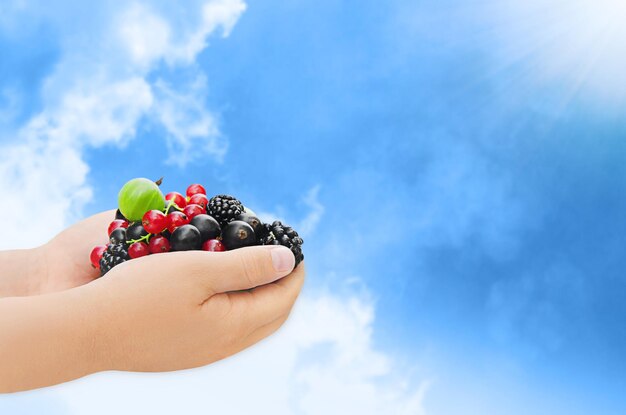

{"left": 207, "top": 195, "right": 244, "bottom": 227}
{"left": 190, "top": 214, "right": 221, "bottom": 242}
{"left": 222, "top": 220, "right": 256, "bottom": 250}
{"left": 170, "top": 224, "right": 202, "bottom": 251}
{"left": 260, "top": 220, "right": 304, "bottom": 266}
{"left": 99, "top": 243, "right": 130, "bottom": 276}
{"left": 109, "top": 227, "right": 127, "bottom": 245}
{"left": 126, "top": 223, "right": 149, "bottom": 241}
{"left": 236, "top": 212, "right": 263, "bottom": 239}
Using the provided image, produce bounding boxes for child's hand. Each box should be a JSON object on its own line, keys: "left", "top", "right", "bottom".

{"left": 86, "top": 245, "right": 303, "bottom": 372}
{"left": 0, "top": 243, "right": 304, "bottom": 391}
{"left": 0, "top": 210, "right": 112, "bottom": 297}
{"left": 37, "top": 210, "right": 115, "bottom": 294}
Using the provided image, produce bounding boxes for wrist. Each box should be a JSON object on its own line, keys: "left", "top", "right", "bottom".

{"left": 0, "top": 288, "right": 102, "bottom": 391}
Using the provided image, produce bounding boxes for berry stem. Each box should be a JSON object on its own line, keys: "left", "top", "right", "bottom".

{"left": 155, "top": 177, "right": 164, "bottom": 186}
{"left": 127, "top": 233, "right": 152, "bottom": 244}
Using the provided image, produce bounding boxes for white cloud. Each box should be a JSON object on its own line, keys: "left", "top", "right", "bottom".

{"left": 117, "top": 4, "right": 172, "bottom": 69}
{"left": 31, "top": 77, "right": 154, "bottom": 147}
{"left": 0, "top": 0, "right": 246, "bottom": 245}
{"left": 52, "top": 292, "right": 427, "bottom": 415}
{"left": 153, "top": 76, "right": 226, "bottom": 166}
{"left": 297, "top": 185, "right": 325, "bottom": 238}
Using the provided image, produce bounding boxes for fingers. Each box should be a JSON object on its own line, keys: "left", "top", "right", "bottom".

{"left": 198, "top": 245, "right": 296, "bottom": 294}
{"left": 215, "top": 262, "right": 305, "bottom": 327}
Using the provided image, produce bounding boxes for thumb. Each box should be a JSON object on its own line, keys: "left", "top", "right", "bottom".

{"left": 196, "top": 245, "right": 295, "bottom": 294}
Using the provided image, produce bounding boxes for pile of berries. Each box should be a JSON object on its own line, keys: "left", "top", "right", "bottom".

{"left": 90, "top": 180, "right": 304, "bottom": 277}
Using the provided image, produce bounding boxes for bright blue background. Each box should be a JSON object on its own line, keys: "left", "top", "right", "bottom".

{"left": 2, "top": 0, "right": 626, "bottom": 413}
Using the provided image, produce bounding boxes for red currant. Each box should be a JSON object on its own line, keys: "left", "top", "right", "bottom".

{"left": 188, "top": 193, "right": 209, "bottom": 209}
{"left": 165, "top": 192, "right": 187, "bottom": 208}
{"left": 167, "top": 211, "right": 189, "bottom": 233}
{"left": 183, "top": 203, "right": 205, "bottom": 220}
{"left": 149, "top": 236, "right": 171, "bottom": 254}
{"left": 202, "top": 239, "right": 225, "bottom": 252}
{"left": 186, "top": 184, "right": 206, "bottom": 197}
{"left": 142, "top": 210, "right": 167, "bottom": 234}
{"left": 128, "top": 242, "right": 150, "bottom": 259}
{"left": 90, "top": 245, "right": 107, "bottom": 269}
{"left": 108, "top": 219, "right": 129, "bottom": 235}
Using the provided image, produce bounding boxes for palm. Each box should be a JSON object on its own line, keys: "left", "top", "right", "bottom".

{"left": 39, "top": 210, "right": 116, "bottom": 294}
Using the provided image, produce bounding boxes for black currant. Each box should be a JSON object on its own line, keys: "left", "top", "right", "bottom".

{"left": 109, "top": 227, "right": 127, "bottom": 245}
{"left": 236, "top": 212, "right": 263, "bottom": 239}
{"left": 126, "top": 223, "right": 149, "bottom": 241}
{"left": 221, "top": 220, "right": 256, "bottom": 250}
{"left": 189, "top": 214, "right": 221, "bottom": 242}
{"left": 170, "top": 224, "right": 202, "bottom": 251}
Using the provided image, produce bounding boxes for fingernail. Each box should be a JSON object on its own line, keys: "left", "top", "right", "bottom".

{"left": 271, "top": 246, "right": 295, "bottom": 273}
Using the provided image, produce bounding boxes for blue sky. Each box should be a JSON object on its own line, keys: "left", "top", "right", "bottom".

{"left": 2, "top": 0, "right": 626, "bottom": 413}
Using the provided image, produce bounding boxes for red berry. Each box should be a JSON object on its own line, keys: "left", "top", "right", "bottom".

{"left": 149, "top": 236, "right": 171, "bottom": 254}
{"left": 188, "top": 193, "right": 209, "bottom": 209}
{"left": 165, "top": 192, "right": 187, "bottom": 209}
{"left": 183, "top": 203, "right": 205, "bottom": 220}
{"left": 167, "top": 211, "right": 189, "bottom": 232}
{"left": 90, "top": 245, "right": 107, "bottom": 269}
{"left": 142, "top": 210, "right": 167, "bottom": 234}
{"left": 128, "top": 242, "right": 150, "bottom": 259}
{"left": 202, "top": 239, "right": 225, "bottom": 252}
{"left": 108, "top": 219, "right": 129, "bottom": 235}
{"left": 186, "top": 184, "right": 206, "bottom": 198}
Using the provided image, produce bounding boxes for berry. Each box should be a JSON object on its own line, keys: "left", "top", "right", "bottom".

{"left": 118, "top": 178, "right": 166, "bottom": 221}
{"left": 203, "top": 239, "right": 225, "bottom": 252}
{"left": 99, "top": 243, "right": 130, "bottom": 276}
{"left": 109, "top": 227, "right": 127, "bottom": 245}
{"left": 190, "top": 214, "right": 221, "bottom": 242}
{"left": 221, "top": 220, "right": 256, "bottom": 250}
{"left": 148, "top": 235, "right": 171, "bottom": 254}
{"left": 108, "top": 219, "right": 129, "bottom": 236}
{"left": 142, "top": 210, "right": 167, "bottom": 234}
{"left": 186, "top": 184, "right": 206, "bottom": 197}
{"left": 127, "top": 223, "right": 149, "bottom": 242}
{"left": 128, "top": 242, "right": 150, "bottom": 259}
{"left": 236, "top": 212, "right": 263, "bottom": 238}
{"left": 90, "top": 245, "right": 107, "bottom": 269}
{"left": 167, "top": 211, "right": 189, "bottom": 233}
{"left": 188, "top": 193, "right": 209, "bottom": 210}
{"left": 165, "top": 192, "right": 187, "bottom": 209}
{"left": 183, "top": 204, "right": 205, "bottom": 220}
{"left": 170, "top": 224, "right": 202, "bottom": 251}
{"left": 260, "top": 220, "right": 304, "bottom": 266}
{"left": 207, "top": 195, "right": 244, "bottom": 226}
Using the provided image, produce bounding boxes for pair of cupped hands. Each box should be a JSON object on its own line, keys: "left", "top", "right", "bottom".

{"left": 0, "top": 210, "right": 304, "bottom": 392}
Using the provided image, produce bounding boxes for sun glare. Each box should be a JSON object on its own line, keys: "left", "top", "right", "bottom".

{"left": 493, "top": 0, "right": 626, "bottom": 103}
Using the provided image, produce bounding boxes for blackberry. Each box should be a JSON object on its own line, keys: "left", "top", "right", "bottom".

{"left": 260, "top": 220, "right": 304, "bottom": 266}
{"left": 99, "top": 243, "right": 130, "bottom": 276}
{"left": 207, "top": 195, "right": 244, "bottom": 226}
